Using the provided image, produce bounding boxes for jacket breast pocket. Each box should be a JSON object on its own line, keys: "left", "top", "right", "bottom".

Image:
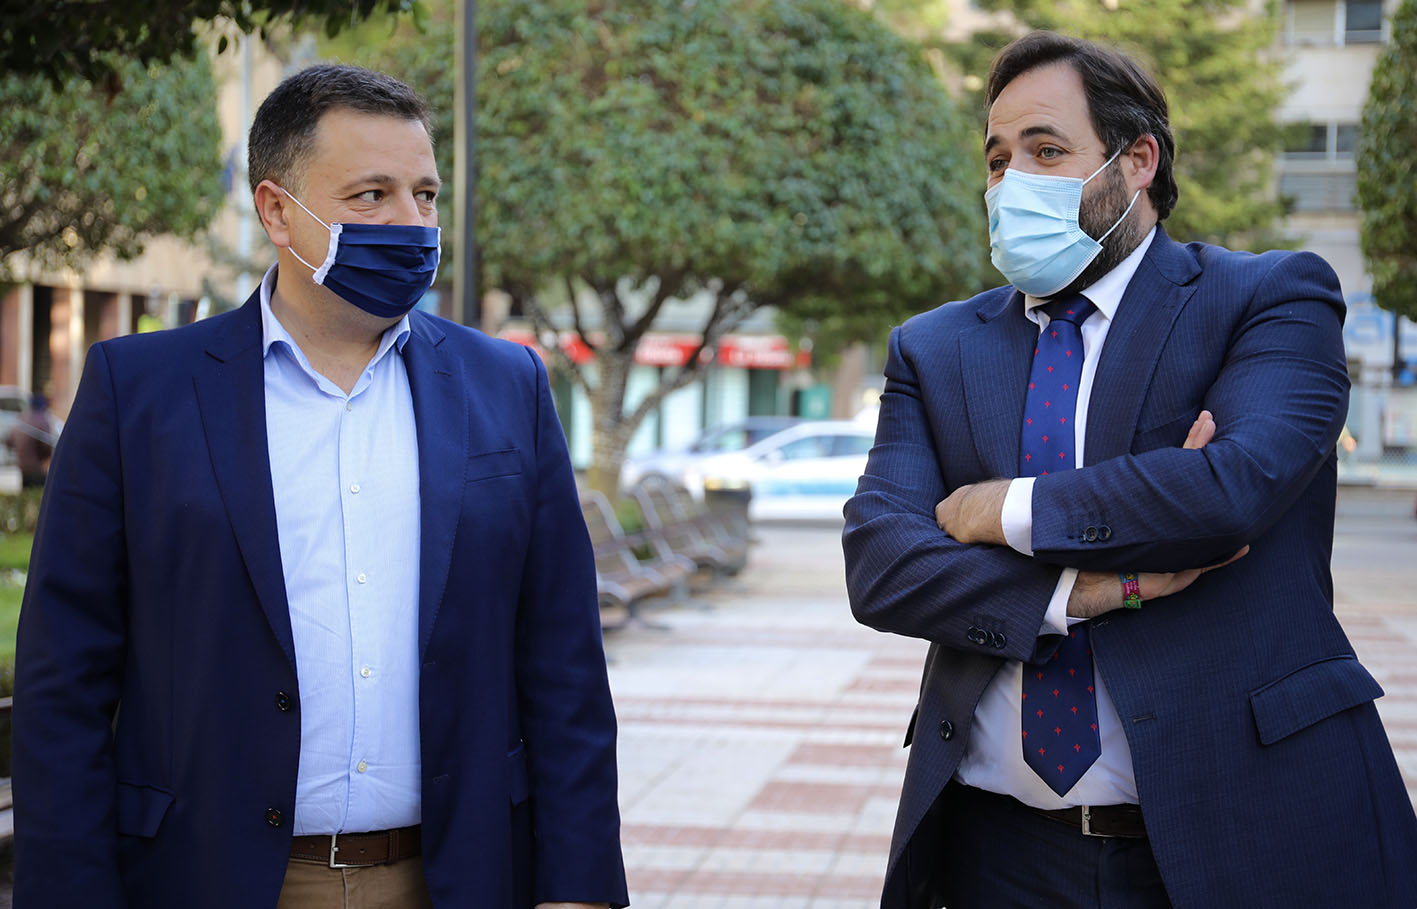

{"left": 1249, "top": 655, "right": 1384, "bottom": 746}
{"left": 467, "top": 448, "right": 522, "bottom": 484}
{"left": 116, "top": 781, "right": 175, "bottom": 838}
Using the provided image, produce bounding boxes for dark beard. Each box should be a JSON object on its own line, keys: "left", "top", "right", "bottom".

{"left": 1047, "top": 163, "right": 1146, "bottom": 300}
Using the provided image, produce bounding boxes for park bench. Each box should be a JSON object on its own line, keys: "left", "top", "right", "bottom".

{"left": 632, "top": 477, "right": 748, "bottom": 580}
{"left": 579, "top": 489, "right": 694, "bottom": 628}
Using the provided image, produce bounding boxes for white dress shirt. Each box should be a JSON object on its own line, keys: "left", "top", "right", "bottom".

{"left": 259, "top": 266, "right": 424, "bottom": 834}
{"left": 955, "top": 227, "right": 1157, "bottom": 809}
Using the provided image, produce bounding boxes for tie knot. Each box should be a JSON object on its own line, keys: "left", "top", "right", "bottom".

{"left": 1043, "top": 296, "right": 1096, "bottom": 327}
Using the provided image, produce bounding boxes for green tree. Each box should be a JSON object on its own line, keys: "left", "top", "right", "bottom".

{"left": 1357, "top": 0, "right": 1417, "bottom": 323}
{"left": 0, "top": 53, "right": 225, "bottom": 283}
{"left": 347, "top": 0, "right": 987, "bottom": 497}
{"left": 937, "top": 0, "right": 1293, "bottom": 250}
{"left": 1, "top": 0, "right": 422, "bottom": 85}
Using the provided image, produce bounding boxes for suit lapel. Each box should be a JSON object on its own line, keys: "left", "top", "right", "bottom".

{"left": 192, "top": 293, "right": 297, "bottom": 668}
{"left": 402, "top": 314, "right": 467, "bottom": 659}
{"left": 1085, "top": 229, "right": 1202, "bottom": 463}
{"left": 959, "top": 288, "right": 1037, "bottom": 476}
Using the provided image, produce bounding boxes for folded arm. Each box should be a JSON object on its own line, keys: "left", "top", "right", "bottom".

{"left": 843, "top": 325, "right": 1065, "bottom": 662}
{"left": 944, "top": 252, "right": 1348, "bottom": 574}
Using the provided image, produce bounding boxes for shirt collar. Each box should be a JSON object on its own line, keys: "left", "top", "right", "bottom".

{"left": 258, "top": 264, "right": 413, "bottom": 361}
{"left": 1022, "top": 225, "right": 1158, "bottom": 325}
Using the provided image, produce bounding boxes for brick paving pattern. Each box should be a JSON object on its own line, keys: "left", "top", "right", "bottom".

{"left": 605, "top": 486, "right": 1417, "bottom": 908}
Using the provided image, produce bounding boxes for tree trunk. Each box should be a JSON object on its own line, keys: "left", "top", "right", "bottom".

{"left": 585, "top": 354, "right": 634, "bottom": 503}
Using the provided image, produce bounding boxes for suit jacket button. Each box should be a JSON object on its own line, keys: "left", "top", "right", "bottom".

{"left": 275, "top": 691, "right": 292, "bottom": 712}
{"left": 966, "top": 627, "right": 987, "bottom": 645}
{"left": 1098, "top": 525, "right": 1112, "bottom": 541}
{"left": 939, "top": 720, "right": 954, "bottom": 741}
{"left": 265, "top": 808, "right": 283, "bottom": 828}
{"left": 1084, "top": 526, "right": 1099, "bottom": 543}
{"left": 991, "top": 631, "right": 1007, "bottom": 649}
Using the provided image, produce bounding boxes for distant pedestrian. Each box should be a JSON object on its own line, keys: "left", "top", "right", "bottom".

{"left": 844, "top": 30, "right": 1417, "bottom": 909}
{"left": 7, "top": 394, "right": 54, "bottom": 488}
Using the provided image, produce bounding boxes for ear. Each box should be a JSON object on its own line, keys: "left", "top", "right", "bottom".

{"left": 1122, "top": 134, "right": 1160, "bottom": 195}
{"left": 253, "top": 179, "right": 293, "bottom": 248}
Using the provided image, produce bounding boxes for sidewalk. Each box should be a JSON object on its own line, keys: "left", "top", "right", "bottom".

{"left": 606, "top": 486, "right": 1417, "bottom": 908}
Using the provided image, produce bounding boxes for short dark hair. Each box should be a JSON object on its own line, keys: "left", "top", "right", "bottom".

{"left": 987, "top": 31, "right": 1178, "bottom": 221}
{"left": 247, "top": 64, "right": 432, "bottom": 196}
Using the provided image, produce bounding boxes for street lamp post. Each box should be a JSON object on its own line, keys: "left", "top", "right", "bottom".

{"left": 454, "top": 0, "right": 479, "bottom": 328}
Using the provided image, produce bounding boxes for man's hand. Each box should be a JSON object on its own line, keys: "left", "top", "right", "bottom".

{"left": 935, "top": 478, "right": 1010, "bottom": 545}
{"left": 1068, "top": 409, "right": 1248, "bottom": 617}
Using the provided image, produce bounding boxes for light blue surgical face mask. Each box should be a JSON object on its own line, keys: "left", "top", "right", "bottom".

{"left": 984, "top": 151, "right": 1141, "bottom": 298}
{"left": 281, "top": 187, "right": 441, "bottom": 320}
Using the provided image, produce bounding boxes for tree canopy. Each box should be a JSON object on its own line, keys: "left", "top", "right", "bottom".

{"left": 1, "top": 0, "right": 421, "bottom": 85}
{"left": 936, "top": 0, "right": 1293, "bottom": 250}
{"left": 347, "top": 0, "right": 987, "bottom": 495}
{"left": 0, "top": 53, "right": 225, "bottom": 283}
{"left": 1357, "top": 0, "right": 1417, "bottom": 323}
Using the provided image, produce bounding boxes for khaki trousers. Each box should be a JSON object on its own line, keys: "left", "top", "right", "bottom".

{"left": 276, "top": 856, "right": 434, "bottom": 909}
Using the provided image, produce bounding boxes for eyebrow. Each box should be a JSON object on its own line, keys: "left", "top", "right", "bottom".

{"left": 339, "top": 174, "right": 443, "bottom": 193}
{"left": 983, "top": 124, "right": 1072, "bottom": 155}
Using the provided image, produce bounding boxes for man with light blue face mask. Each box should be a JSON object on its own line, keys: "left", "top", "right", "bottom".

{"left": 844, "top": 30, "right": 1417, "bottom": 909}
{"left": 13, "top": 64, "right": 627, "bottom": 909}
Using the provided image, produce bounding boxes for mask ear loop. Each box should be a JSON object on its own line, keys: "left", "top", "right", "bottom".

{"left": 277, "top": 186, "right": 341, "bottom": 284}
{"left": 1082, "top": 147, "right": 1143, "bottom": 244}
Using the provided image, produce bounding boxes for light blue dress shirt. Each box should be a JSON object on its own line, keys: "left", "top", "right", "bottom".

{"left": 259, "top": 266, "right": 423, "bottom": 835}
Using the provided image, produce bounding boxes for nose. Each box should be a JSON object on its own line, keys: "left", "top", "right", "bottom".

{"left": 386, "top": 191, "right": 422, "bottom": 226}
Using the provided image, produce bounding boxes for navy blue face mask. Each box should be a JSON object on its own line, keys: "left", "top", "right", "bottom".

{"left": 281, "top": 187, "right": 441, "bottom": 320}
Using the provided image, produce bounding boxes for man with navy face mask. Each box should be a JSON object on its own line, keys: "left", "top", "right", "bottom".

{"left": 13, "top": 65, "right": 628, "bottom": 909}
{"left": 844, "top": 31, "right": 1417, "bottom": 909}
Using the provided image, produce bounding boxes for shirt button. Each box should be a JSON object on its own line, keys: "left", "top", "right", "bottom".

{"left": 350, "top": 483, "right": 361, "bottom": 494}
{"left": 356, "top": 573, "right": 367, "bottom": 584}
{"left": 361, "top": 666, "right": 372, "bottom": 678}
{"left": 357, "top": 760, "right": 368, "bottom": 773}
{"left": 346, "top": 402, "right": 353, "bottom": 412}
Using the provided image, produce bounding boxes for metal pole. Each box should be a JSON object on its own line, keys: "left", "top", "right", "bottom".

{"left": 453, "top": 0, "right": 479, "bottom": 328}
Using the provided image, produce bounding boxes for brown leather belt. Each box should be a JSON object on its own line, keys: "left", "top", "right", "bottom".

{"left": 1032, "top": 803, "right": 1148, "bottom": 838}
{"left": 290, "top": 824, "right": 421, "bottom": 868}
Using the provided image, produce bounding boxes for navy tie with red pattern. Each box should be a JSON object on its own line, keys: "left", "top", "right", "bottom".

{"left": 1020, "top": 295, "right": 1100, "bottom": 797}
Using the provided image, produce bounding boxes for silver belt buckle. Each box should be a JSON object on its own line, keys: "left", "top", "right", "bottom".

{"left": 1080, "top": 806, "right": 1105, "bottom": 837}
{"left": 328, "top": 833, "right": 351, "bottom": 868}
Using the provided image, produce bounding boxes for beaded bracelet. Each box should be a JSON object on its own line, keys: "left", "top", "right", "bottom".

{"left": 1120, "top": 571, "right": 1142, "bottom": 609}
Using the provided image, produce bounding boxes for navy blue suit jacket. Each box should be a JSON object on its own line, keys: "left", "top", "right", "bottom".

{"left": 844, "top": 230, "right": 1417, "bottom": 908}
{"left": 13, "top": 294, "right": 629, "bottom": 908}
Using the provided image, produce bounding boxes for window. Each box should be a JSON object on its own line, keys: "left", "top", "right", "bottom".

{"left": 830, "top": 434, "right": 874, "bottom": 457}
{"left": 1344, "top": 0, "right": 1384, "bottom": 43}
{"left": 1287, "top": 0, "right": 1338, "bottom": 45}
{"left": 1280, "top": 172, "right": 1357, "bottom": 211}
{"left": 1284, "top": 123, "right": 1329, "bottom": 160}
{"left": 1282, "top": 122, "right": 1361, "bottom": 161}
{"left": 774, "top": 436, "right": 832, "bottom": 460}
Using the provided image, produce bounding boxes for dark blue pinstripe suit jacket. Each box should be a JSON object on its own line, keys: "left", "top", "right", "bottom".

{"left": 844, "top": 229, "right": 1417, "bottom": 908}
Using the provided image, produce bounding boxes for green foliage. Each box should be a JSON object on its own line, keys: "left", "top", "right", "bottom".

{"left": 1357, "top": 0, "right": 1417, "bottom": 322}
{"left": 1, "top": 0, "right": 424, "bottom": 85}
{"left": 0, "top": 54, "right": 226, "bottom": 282}
{"left": 0, "top": 491, "right": 43, "bottom": 538}
{"left": 944, "top": 0, "right": 1293, "bottom": 250}
{"left": 342, "top": 0, "right": 986, "bottom": 492}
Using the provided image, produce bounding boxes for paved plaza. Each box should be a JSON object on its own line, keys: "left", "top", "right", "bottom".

{"left": 606, "top": 485, "right": 1417, "bottom": 908}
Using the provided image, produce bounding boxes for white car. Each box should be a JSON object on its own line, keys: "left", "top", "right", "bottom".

{"left": 619, "top": 417, "right": 803, "bottom": 497}
{"left": 694, "top": 419, "right": 877, "bottom": 521}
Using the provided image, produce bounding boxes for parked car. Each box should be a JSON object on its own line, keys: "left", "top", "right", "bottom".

{"left": 695, "top": 418, "right": 876, "bottom": 521}
{"left": 619, "top": 416, "right": 803, "bottom": 496}
{"left": 0, "top": 386, "right": 30, "bottom": 466}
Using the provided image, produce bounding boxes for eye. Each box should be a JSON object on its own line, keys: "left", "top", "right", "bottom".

{"left": 416, "top": 189, "right": 438, "bottom": 204}
{"left": 354, "top": 189, "right": 384, "bottom": 203}
{"left": 987, "top": 156, "right": 1008, "bottom": 173}
{"left": 1038, "top": 146, "right": 1063, "bottom": 160}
